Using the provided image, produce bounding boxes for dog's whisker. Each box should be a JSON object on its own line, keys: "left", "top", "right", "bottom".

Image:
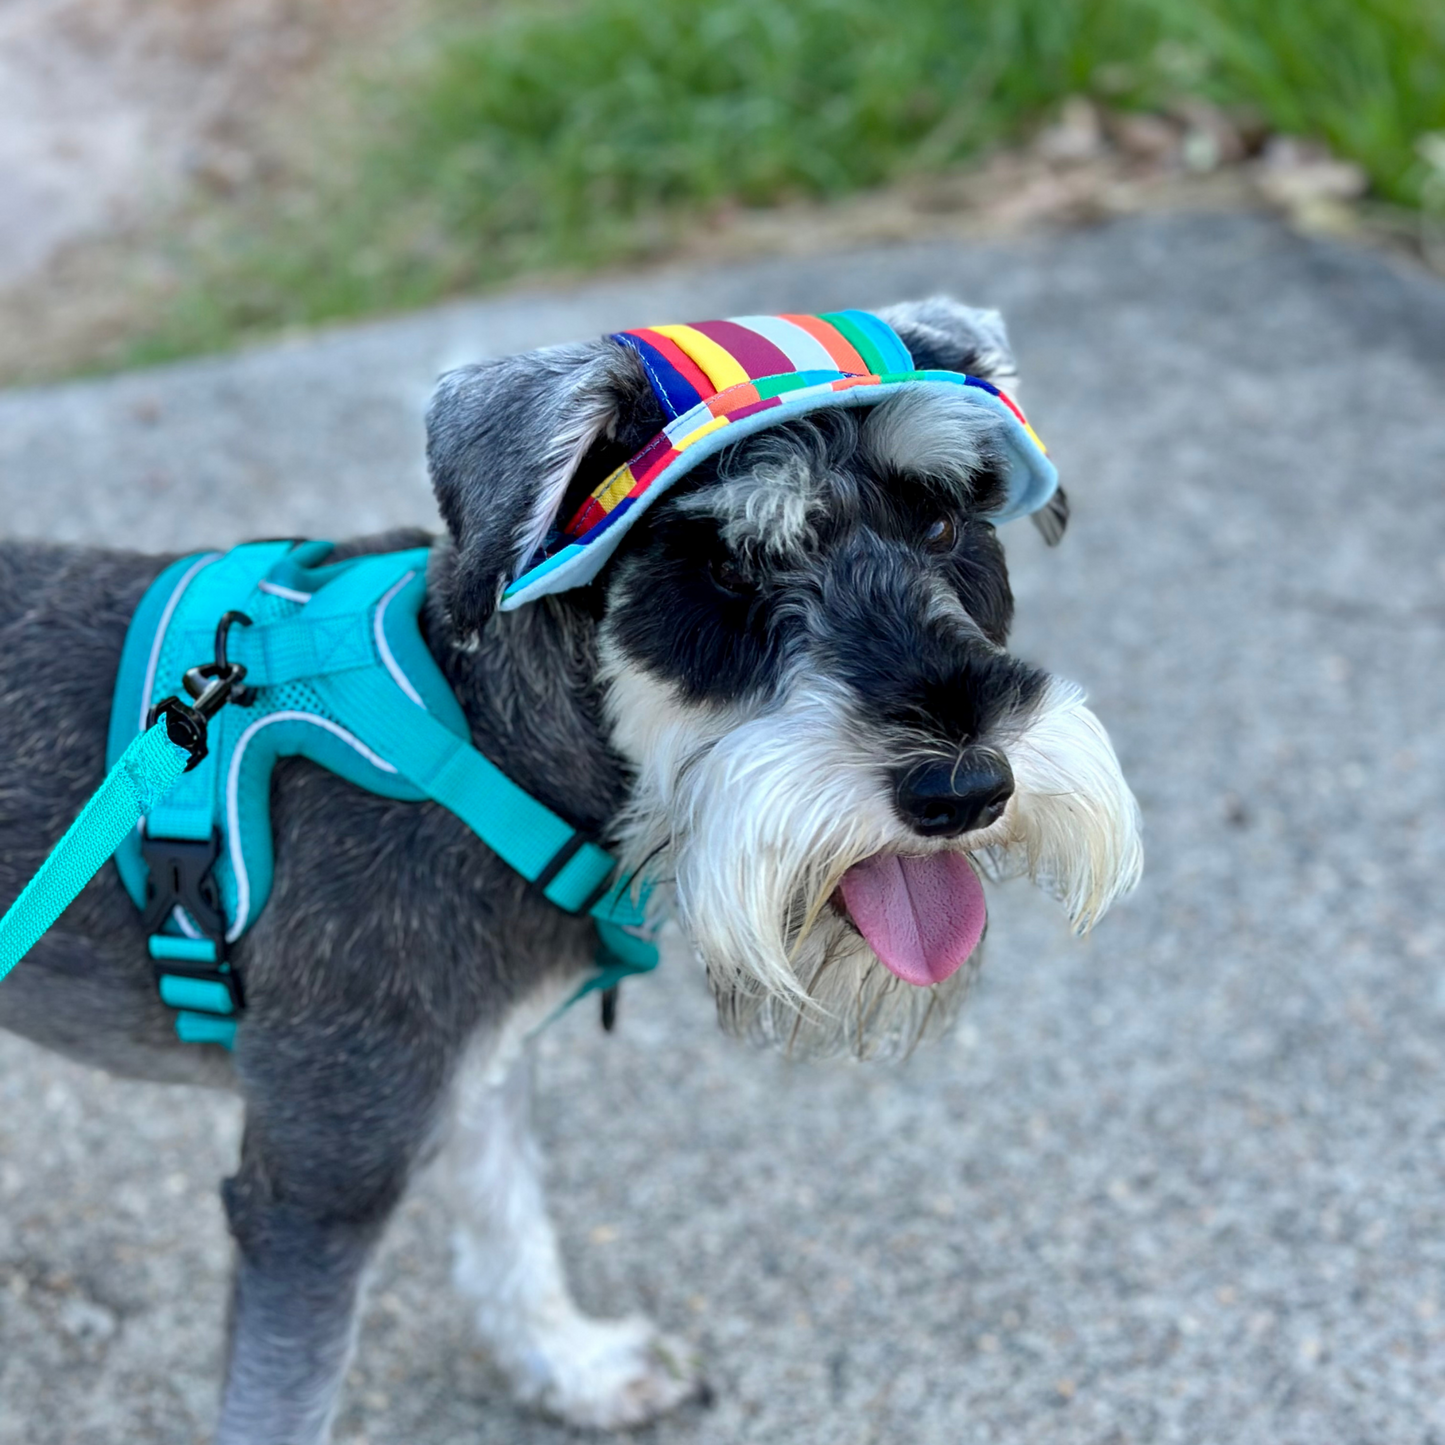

{"left": 902, "top": 989, "right": 941, "bottom": 1063}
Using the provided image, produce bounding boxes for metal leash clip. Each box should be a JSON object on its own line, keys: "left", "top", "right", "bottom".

{"left": 146, "top": 610, "right": 256, "bottom": 770}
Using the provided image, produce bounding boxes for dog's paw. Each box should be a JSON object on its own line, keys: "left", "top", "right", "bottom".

{"left": 510, "top": 1313, "right": 703, "bottom": 1430}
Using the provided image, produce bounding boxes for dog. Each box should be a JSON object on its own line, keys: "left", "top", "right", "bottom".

{"left": 0, "top": 297, "right": 1141, "bottom": 1441}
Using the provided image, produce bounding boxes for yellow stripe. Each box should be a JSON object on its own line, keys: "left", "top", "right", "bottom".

{"left": 594, "top": 465, "right": 637, "bottom": 513}
{"left": 650, "top": 324, "right": 751, "bottom": 393}
{"left": 672, "top": 414, "right": 729, "bottom": 450}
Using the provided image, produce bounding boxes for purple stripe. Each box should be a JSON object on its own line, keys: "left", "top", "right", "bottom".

{"left": 722, "top": 395, "right": 785, "bottom": 423}
{"left": 629, "top": 430, "right": 676, "bottom": 478}
{"left": 687, "top": 319, "right": 796, "bottom": 380}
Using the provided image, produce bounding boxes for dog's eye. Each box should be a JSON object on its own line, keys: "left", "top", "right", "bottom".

{"left": 922, "top": 515, "right": 957, "bottom": 553}
{"left": 709, "top": 555, "right": 752, "bottom": 598}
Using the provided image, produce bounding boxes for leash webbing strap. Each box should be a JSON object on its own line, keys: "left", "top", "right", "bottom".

{"left": 0, "top": 721, "right": 190, "bottom": 980}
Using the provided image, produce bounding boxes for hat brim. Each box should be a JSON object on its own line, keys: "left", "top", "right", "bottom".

{"left": 501, "top": 370, "right": 1057, "bottom": 609}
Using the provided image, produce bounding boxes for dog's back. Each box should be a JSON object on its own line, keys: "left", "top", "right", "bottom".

{"left": 0, "top": 538, "right": 167, "bottom": 888}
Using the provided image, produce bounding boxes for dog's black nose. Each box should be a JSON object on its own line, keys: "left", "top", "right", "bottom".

{"left": 895, "top": 752, "right": 1014, "bottom": 839}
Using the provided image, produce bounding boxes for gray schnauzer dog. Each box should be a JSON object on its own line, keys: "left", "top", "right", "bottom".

{"left": 0, "top": 298, "right": 1141, "bottom": 1441}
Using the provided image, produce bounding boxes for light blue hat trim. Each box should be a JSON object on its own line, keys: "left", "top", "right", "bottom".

{"left": 501, "top": 374, "right": 1057, "bottom": 609}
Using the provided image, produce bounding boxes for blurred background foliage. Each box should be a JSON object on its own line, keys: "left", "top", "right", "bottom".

{"left": 132, "top": 0, "right": 1445, "bottom": 365}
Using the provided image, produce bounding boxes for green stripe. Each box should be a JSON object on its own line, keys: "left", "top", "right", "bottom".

{"left": 819, "top": 311, "right": 889, "bottom": 374}
{"left": 753, "top": 370, "right": 838, "bottom": 399}
{"left": 838, "top": 310, "right": 914, "bottom": 371}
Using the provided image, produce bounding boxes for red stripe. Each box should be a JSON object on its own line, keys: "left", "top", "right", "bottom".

{"left": 994, "top": 387, "right": 1028, "bottom": 425}
{"left": 628, "top": 329, "right": 715, "bottom": 399}
{"left": 687, "top": 319, "right": 796, "bottom": 380}
{"left": 568, "top": 498, "right": 609, "bottom": 535}
{"left": 563, "top": 431, "right": 676, "bottom": 536}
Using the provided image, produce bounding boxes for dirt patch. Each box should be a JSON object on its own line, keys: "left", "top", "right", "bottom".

{"left": 0, "top": 0, "right": 421, "bottom": 381}
{"left": 674, "top": 98, "right": 1411, "bottom": 270}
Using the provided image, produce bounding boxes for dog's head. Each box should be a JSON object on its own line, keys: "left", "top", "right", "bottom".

{"left": 427, "top": 300, "right": 1142, "bottom": 1057}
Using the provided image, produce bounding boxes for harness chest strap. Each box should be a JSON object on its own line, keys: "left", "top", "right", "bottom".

{"left": 324, "top": 666, "right": 620, "bottom": 913}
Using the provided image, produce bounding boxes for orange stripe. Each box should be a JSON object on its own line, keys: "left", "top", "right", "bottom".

{"left": 707, "top": 382, "right": 759, "bottom": 415}
{"left": 780, "top": 313, "right": 869, "bottom": 374}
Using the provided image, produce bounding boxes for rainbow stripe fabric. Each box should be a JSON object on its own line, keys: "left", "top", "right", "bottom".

{"left": 501, "top": 310, "right": 1057, "bottom": 608}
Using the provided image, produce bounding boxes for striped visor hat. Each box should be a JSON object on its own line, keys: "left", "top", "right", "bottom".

{"left": 501, "top": 309, "right": 1058, "bottom": 609}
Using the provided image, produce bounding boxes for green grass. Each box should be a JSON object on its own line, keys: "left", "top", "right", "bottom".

{"left": 126, "top": 0, "right": 1445, "bottom": 367}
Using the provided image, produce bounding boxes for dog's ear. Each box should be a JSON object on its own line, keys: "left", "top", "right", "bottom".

{"left": 425, "top": 339, "right": 657, "bottom": 630}
{"left": 877, "top": 295, "right": 1068, "bottom": 546}
{"left": 1028, "top": 485, "right": 1070, "bottom": 546}
{"left": 875, "top": 295, "right": 1019, "bottom": 389}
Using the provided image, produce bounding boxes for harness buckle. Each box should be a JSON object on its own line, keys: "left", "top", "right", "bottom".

{"left": 533, "top": 831, "right": 618, "bottom": 915}
{"left": 140, "top": 830, "right": 228, "bottom": 950}
{"left": 534, "top": 832, "right": 587, "bottom": 893}
{"left": 141, "top": 828, "right": 242, "bottom": 1031}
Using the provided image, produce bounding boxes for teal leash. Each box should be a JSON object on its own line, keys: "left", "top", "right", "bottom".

{"left": 0, "top": 619, "right": 250, "bottom": 981}
{"left": 0, "top": 721, "right": 190, "bottom": 979}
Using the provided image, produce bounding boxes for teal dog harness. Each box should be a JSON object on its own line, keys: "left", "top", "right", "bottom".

{"left": 103, "top": 540, "right": 657, "bottom": 1048}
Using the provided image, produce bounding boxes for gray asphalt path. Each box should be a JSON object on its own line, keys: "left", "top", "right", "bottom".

{"left": 1, "top": 213, "right": 1443, "bottom": 1445}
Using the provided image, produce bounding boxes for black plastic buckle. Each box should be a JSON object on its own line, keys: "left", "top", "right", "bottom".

{"left": 533, "top": 831, "right": 613, "bottom": 913}
{"left": 146, "top": 610, "right": 255, "bottom": 770}
{"left": 533, "top": 832, "right": 585, "bottom": 893}
{"left": 142, "top": 829, "right": 243, "bottom": 1014}
{"left": 141, "top": 830, "right": 228, "bottom": 951}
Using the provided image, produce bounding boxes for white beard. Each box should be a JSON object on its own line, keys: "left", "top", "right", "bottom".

{"left": 982, "top": 675, "right": 1144, "bottom": 932}
{"left": 601, "top": 642, "right": 1142, "bottom": 1060}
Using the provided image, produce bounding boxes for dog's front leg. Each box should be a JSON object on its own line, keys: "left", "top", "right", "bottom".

{"left": 444, "top": 1032, "right": 702, "bottom": 1429}
{"left": 216, "top": 1063, "right": 434, "bottom": 1445}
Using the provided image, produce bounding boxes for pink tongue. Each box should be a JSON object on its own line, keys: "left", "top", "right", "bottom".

{"left": 838, "top": 853, "right": 986, "bottom": 987}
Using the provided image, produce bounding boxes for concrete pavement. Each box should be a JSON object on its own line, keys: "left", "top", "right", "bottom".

{"left": 1, "top": 211, "right": 1443, "bottom": 1444}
